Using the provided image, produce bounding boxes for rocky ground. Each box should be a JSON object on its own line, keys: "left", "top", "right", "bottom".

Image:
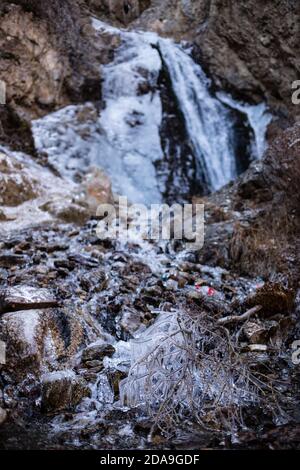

{"left": 0, "top": 0, "right": 300, "bottom": 450}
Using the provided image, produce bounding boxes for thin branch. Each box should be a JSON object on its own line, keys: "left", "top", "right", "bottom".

{"left": 217, "top": 305, "right": 262, "bottom": 326}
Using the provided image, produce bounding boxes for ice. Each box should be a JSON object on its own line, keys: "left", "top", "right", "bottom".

{"left": 32, "top": 20, "right": 271, "bottom": 205}
{"left": 217, "top": 91, "right": 273, "bottom": 159}
{"left": 119, "top": 310, "right": 258, "bottom": 414}
{"left": 41, "top": 370, "right": 76, "bottom": 383}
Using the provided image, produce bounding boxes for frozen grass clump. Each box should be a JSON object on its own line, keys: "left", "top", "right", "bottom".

{"left": 119, "top": 309, "right": 265, "bottom": 436}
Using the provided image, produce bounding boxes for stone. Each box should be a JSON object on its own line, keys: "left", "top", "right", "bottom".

{"left": 0, "top": 407, "right": 7, "bottom": 426}
{"left": 83, "top": 360, "right": 104, "bottom": 372}
{"left": 41, "top": 370, "right": 91, "bottom": 413}
{"left": 79, "top": 271, "right": 108, "bottom": 293}
{"left": 0, "top": 152, "right": 38, "bottom": 206}
{"left": 0, "top": 309, "right": 69, "bottom": 380}
{"left": 243, "top": 321, "right": 268, "bottom": 344}
{"left": 0, "top": 309, "right": 45, "bottom": 378}
{"left": 0, "top": 253, "right": 28, "bottom": 268}
{"left": 81, "top": 341, "right": 115, "bottom": 363}
{"left": 0, "top": 286, "right": 58, "bottom": 314}
{"left": 0, "top": 209, "right": 8, "bottom": 221}
{"left": 40, "top": 200, "right": 90, "bottom": 225}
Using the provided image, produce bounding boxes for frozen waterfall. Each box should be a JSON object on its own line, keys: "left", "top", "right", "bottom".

{"left": 32, "top": 19, "right": 271, "bottom": 205}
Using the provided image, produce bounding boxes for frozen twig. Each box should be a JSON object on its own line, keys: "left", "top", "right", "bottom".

{"left": 217, "top": 305, "right": 262, "bottom": 326}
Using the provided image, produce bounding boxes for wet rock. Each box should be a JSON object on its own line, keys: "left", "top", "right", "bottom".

{"left": 68, "top": 253, "right": 99, "bottom": 268}
{"left": 40, "top": 200, "right": 90, "bottom": 225}
{"left": 0, "top": 152, "right": 38, "bottom": 206}
{"left": 81, "top": 341, "right": 115, "bottom": 363}
{"left": 0, "top": 309, "right": 47, "bottom": 378}
{"left": 0, "top": 407, "right": 7, "bottom": 425}
{"left": 140, "top": 284, "right": 164, "bottom": 306}
{"left": 122, "top": 261, "right": 152, "bottom": 276}
{"left": 79, "top": 270, "right": 108, "bottom": 293}
{"left": 82, "top": 360, "right": 104, "bottom": 372}
{"left": 0, "top": 286, "right": 58, "bottom": 314}
{"left": 41, "top": 370, "right": 91, "bottom": 413}
{"left": 107, "top": 370, "right": 127, "bottom": 399}
{"left": 54, "top": 259, "right": 76, "bottom": 271}
{"left": 0, "top": 253, "right": 28, "bottom": 269}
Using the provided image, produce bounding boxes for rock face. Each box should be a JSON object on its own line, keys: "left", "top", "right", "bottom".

{"left": 85, "top": 0, "right": 151, "bottom": 24}
{"left": 0, "top": 1, "right": 102, "bottom": 112}
{"left": 0, "top": 0, "right": 110, "bottom": 151}
{"left": 194, "top": 1, "right": 299, "bottom": 121}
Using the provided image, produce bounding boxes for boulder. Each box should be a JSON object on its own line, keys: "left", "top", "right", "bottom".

{"left": 41, "top": 370, "right": 91, "bottom": 413}
{"left": 0, "top": 152, "right": 38, "bottom": 206}
{"left": 0, "top": 309, "right": 45, "bottom": 378}
{"left": 0, "top": 309, "right": 68, "bottom": 380}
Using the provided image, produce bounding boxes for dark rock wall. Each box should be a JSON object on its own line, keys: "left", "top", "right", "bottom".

{"left": 0, "top": 0, "right": 105, "bottom": 151}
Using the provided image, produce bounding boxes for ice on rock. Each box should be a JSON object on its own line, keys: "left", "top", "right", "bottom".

{"left": 32, "top": 20, "right": 271, "bottom": 205}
